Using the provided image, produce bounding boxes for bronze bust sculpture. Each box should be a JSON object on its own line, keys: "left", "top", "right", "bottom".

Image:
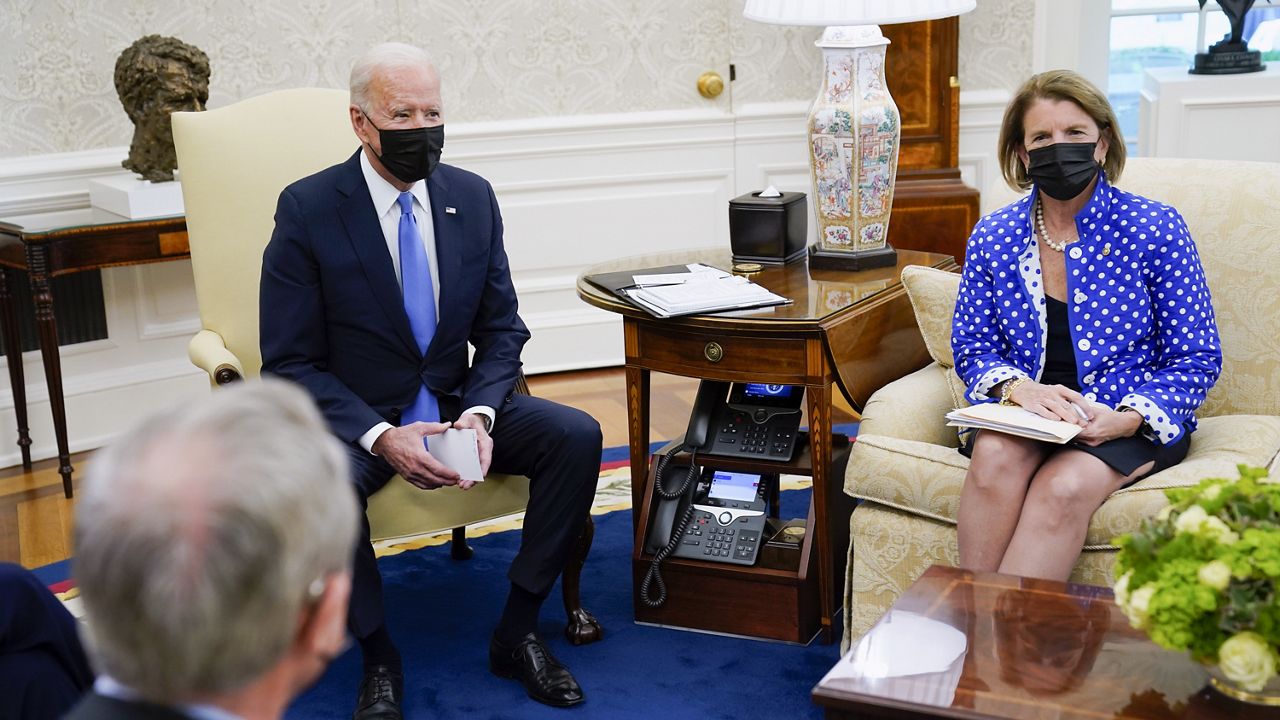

{"left": 113, "top": 35, "right": 210, "bottom": 182}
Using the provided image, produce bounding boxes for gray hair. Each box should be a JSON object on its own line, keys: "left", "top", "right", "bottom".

{"left": 74, "top": 380, "right": 357, "bottom": 703}
{"left": 350, "top": 42, "right": 435, "bottom": 112}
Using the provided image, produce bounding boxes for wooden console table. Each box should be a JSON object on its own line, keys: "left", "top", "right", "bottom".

{"left": 578, "top": 247, "right": 957, "bottom": 643}
{"left": 0, "top": 208, "right": 190, "bottom": 498}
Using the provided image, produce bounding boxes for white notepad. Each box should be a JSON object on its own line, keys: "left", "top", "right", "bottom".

{"left": 425, "top": 428, "right": 484, "bottom": 481}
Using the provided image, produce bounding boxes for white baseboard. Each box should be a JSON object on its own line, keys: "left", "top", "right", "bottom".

{"left": 0, "top": 360, "right": 207, "bottom": 466}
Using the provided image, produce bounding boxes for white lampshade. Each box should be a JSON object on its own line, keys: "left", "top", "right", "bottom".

{"left": 744, "top": 0, "right": 975, "bottom": 26}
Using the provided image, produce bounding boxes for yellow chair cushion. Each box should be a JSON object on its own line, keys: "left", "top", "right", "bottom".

{"left": 366, "top": 474, "right": 531, "bottom": 543}
{"left": 901, "top": 265, "right": 968, "bottom": 409}
{"left": 900, "top": 265, "right": 960, "bottom": 370}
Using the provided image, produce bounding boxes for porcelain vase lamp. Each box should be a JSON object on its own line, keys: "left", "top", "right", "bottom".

{"left": 744, "top": 0, "right": 975, "bottom": 270}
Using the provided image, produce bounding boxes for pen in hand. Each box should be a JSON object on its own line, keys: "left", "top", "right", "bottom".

{"left": 1070, "top": 402, "right": 1091, "bottom": 424}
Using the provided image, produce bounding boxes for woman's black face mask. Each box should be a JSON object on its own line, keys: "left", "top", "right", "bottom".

{"left": 1027, "top": 141, "right": 1099, "bottom": 201}
{"left": 362, "top": 111, "right": 444, "bottom": 184}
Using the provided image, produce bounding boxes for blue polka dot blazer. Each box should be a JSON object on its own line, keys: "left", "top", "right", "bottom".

{"left": 951, "top": 172, "right": 1222, "bottom": 445}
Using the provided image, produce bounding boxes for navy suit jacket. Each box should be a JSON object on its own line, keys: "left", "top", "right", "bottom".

{"left": 260, "top": 151, "right": 530, "bottom": 443}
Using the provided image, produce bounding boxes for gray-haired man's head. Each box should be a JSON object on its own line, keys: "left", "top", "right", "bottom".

{"left": 75, "top": 380, "right": 357, "bottom": 705}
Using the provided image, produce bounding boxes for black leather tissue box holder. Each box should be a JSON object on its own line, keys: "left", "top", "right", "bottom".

{"left": 728, "top": 190, "right": 808, "bottom": 265}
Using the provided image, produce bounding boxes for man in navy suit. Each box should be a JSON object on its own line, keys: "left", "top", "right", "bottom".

{"left": 260, "top": 43, "right": 602, "bottom": 719}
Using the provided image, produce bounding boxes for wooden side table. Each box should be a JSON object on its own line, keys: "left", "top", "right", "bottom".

{"left": 813, "top": 565, "right": 1268, "bottom": 719}
{"left": 0, "top": 208, "right": 190, "bottom": 498}
{"left": 578, "top": 247, "right": 957, "bottom": 643}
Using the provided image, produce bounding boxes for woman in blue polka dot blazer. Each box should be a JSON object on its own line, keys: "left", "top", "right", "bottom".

{"left": 950, "top": 70, "right": 1222, "bottom": 582}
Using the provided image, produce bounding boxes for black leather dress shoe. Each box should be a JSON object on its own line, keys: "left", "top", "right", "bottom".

{"left": 489, "top": 632, "right": 585, "bottom": 707}
{"left": 353, "top": 665, "right": 403, "bottom": 720}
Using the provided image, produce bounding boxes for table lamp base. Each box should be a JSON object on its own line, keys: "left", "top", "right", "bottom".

{"left": 809, "top": 244, "right": 897, "bottom": 271}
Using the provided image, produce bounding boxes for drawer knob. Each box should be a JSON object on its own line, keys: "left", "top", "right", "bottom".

{"left": 704, "top": 342, "right": 723, "bottom": 363}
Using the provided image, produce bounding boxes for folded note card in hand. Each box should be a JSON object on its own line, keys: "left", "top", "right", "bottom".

{"left": 426, "top": 427, "right": 484, "bottom": 481}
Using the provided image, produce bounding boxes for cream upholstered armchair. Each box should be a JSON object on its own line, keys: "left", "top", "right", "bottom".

{"left": 841, "top": 157, "right": 1280, "bottom": 649}
{"left": 172, "top": 89, "right": 600, "bottom": 643}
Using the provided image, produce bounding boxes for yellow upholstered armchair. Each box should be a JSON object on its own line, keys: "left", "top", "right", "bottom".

{"left": 841, "top": 157, "right": 1280, "bottom": 649}
{"left": 172, "top": 89, "right": 600, "bottom": 643}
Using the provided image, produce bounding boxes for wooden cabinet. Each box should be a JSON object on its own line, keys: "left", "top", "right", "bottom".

{"left": 884, "top": 17, "right": 980, "bottom": 263}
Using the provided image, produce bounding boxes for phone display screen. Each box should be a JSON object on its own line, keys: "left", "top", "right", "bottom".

{"left": 729, "top": 383, "right": 803, "bottom": 412}
{"left": 708, "top": 470, "right": 760, "bottom": 502}
{"left": 743, "top": 383, "right": 793, "bottom": 399}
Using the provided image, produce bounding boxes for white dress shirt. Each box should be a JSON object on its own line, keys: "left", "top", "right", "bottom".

{"left": 356, "top": 152, "right": 495, "bottom": 454}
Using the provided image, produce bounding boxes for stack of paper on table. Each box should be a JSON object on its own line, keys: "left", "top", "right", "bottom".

{"left": 621, "top": 264, "right": 788, "bottom": 318}
{"left": 945, "top": 403, "right": 1083, "bottom": 444}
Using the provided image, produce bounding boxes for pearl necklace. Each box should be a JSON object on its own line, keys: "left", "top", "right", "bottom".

{"left": 1035, "top": 199, "right": 1072, "bottom": 253}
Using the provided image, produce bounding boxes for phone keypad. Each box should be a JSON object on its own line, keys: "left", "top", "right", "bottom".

{"left": 676, "top": 515, "right": 762, "bottom": 565}
{"left": 714, "top": 416, "right": 797, "bottom": 460}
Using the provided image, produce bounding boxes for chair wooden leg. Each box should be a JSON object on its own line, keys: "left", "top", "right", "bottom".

{"left": 450, "top": 526, "right": 473, "bottom": 560}
{"left": 562, "top": 514, "right": 603, "bottom": 645}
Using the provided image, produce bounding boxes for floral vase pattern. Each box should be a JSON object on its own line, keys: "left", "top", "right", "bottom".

{"left": 807, "top": 26, "right": 900, "bottom": 254}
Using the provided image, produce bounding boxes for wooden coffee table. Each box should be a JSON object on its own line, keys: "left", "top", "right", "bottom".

{"left": 813, "top": 565, "right": 1270, "bottom": 719}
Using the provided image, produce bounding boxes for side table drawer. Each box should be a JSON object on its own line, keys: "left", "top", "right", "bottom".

{"left": 631, "top": 325, "right": 810, "bottom": 382}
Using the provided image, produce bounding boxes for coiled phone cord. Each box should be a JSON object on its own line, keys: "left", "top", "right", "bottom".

{"left": 639, "top": 448, "right": 700, "bottom": 608}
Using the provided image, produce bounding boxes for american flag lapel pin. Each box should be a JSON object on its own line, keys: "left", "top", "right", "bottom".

{"left": 445, "top": 206, "right": 457, "bottom": 215}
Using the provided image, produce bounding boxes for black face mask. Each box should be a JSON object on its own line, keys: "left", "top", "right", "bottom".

{"left": 362, "top": 111, "right": 444, "bottom": 184}
{"left": 1027, "top": 141, "right": 1099, "bottom": 201}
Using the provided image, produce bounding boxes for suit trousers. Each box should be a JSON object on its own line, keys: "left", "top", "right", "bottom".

{"left": 345, "top": 394, "right": 603, "bottom": 639}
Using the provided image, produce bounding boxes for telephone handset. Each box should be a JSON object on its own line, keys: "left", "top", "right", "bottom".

{"left": 640, "top": 380, "right": 795, "bottom": 607}
{"left": 684, "top": 379, "right": 723, "bottom": 451}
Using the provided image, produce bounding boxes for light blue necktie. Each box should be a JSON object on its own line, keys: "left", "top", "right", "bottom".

{"left": 397, "top": 191, "right": 439, "bottom": 424}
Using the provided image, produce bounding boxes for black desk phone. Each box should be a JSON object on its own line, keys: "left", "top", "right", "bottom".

{"left": 688, "top": 380, "right": 805, "bottom": 462}
{"left": 639, "top": 380, "right": 802, "bottom": 607}
{"left": 645, "top": 467, "right": 770, "bottom": 565}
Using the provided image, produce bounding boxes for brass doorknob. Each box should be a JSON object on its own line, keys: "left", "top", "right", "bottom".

{"left": 697, "top": 71, "right": 724, "bottom": 99}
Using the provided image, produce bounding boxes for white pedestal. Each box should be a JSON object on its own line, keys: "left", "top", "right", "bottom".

{"left": 88, "top": 175, "right": 185, "bottom": 219}
{"left": 1139, "top": 62, "right": 1280, "bottom": 161}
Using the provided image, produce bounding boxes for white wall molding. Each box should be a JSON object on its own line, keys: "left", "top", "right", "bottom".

{"left": 958, "top": 88, "right": 1010, "bottom": 208}
{"left": 0, "top": 357, "right": 198, "bottom": 409}
{"left": 0, "top": 147, "right": 132, "bottom": 217}
{"left": 0, "top": 147, "right": 129, "bottom": 183}
{"left": 0, "top": 362, "right": 205, "bottom": 468}
{"left": 1032, "top": 0, "right": 1110, "bottom": 87}
{"left": 491, "top": 167, "right": 735, "bottom": 196}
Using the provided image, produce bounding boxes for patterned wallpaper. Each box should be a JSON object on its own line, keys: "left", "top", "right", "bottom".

{"left": 0, "top": 0, "right": 1030, "bottom": 159}
{"left": 958, "top": 0, "right": 1035, "bottom": 94}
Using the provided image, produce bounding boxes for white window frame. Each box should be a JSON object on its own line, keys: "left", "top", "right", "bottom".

{"left": 1033, "top": 0, "right": 1225, "bottom": 90}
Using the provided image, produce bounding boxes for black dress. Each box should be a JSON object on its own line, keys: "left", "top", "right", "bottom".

{"left": 960, "top": 295, "right": 1190, "bottom": 482}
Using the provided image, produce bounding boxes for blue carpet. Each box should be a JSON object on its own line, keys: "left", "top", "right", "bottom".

{"left": 286, "top": 487, "right": 840, "bottom": 719}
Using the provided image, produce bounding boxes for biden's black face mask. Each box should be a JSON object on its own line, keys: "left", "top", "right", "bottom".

{"left": 362, "top": 111, "right": 444, "bottom": 184}
{"left": 1027, "top": 141, "right": 1099, "bottom": 201}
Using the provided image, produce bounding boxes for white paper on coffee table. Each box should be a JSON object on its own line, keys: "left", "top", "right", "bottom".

{"left": 425, "top": 428, "right": 484, "bottom": 482}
